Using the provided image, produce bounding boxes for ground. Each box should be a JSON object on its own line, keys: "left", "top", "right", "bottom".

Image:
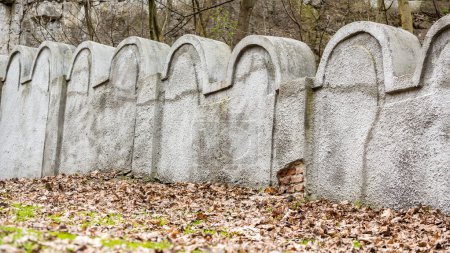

{"left": 0, "top": 171, "right": 449, "bottom": 252}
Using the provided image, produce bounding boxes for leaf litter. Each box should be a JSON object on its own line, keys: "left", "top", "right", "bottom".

{"left": 0, "top": 170, "right": 449, "bottom": 252}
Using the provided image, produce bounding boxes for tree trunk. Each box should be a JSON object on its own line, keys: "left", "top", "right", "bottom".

{"left": 161, "top": 0, "right": 173, "bottom": 41}
{"left": 398, "top": 0, "right": 413, "bottom": 33}
{"left": 232, "top": 0, "right": 258, "bottom": 47}
{"left": 376, "top": 0, "right": 388, "bottom": 24}
{"left": 148, "top": 0, "right": 160, "bottom": 41}
{"left": 84, "top": 0, "right": 96, "bottom": 41}
{"left": 194, "top": 0, "right": 207, "bottom": 37}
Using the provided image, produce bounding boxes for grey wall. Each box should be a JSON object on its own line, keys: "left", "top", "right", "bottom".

{"left": 306, "top": 17, "right": 450, "bottom": 213}
{"left": 1, "top": 15, "right": 450, "bottom": 213}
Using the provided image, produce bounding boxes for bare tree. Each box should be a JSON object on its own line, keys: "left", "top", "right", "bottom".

{"left": 232, "top": 0, "right": 258, "bottom": 47}
{"left": 398, "top": 0, "right": 413, "bottom": 33}
{"left": 432, "top": 0, "right": 441, "bottom": 18}
{"left": 148, "top": 0, "right": 161, "bottom": 41}
{"left": 376, "top": 0, "right": 388, "bottom": 24}
{"left": 281, "top": 0, "right": 304, "bottom": 41}
{"left": 83, "top": 0, "right": 97, "bottom": 41}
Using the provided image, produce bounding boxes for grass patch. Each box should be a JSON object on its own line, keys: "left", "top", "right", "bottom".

{"left": 0, "top": 226, "right": 171, "bottom": 251}
{"left": 101, "top": 238, "right": 171, "bottom": 250}
{"left": 353, "top": 240, "right": 362, "bottom": 249}
{"left": 49, "top": 231, "right": 77, "bottom": 240}
{"left": 0, "top": 226, "right": 44, "bottom": 253}
{"left": 299, "top": 238, "right": 315, "bottom": 245}
{"left": 154, "top": 216, "right": 169, "bottom": 226}
{"left": 11, "top": 203, "right": 40, "bottom": 222}
{"left": 78, "top": 211, "right": 123, "bottom": 227}
{"left": 184, "top": 225, "right": 195, "bottom": 234}
{"left": 48, "top": 214, "right": 63, "bottom": 223}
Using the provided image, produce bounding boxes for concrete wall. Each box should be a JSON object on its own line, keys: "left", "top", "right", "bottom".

{"left": 306, "top": 16, "right": 450, "bottom": 213}
{"left": 1, "top": 15, "right": 450, "bottom": 212}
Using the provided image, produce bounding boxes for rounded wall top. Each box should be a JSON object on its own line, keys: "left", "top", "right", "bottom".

{"left": 66, "top": 41, "right": 115, "bottom": 88}
{"left": 1, "top": 45, "right": 38, "bottom": 83}
{"left": 412, "top": 14, "right": 450, "bottom": 86}
{"left": 161, "top": 34, "right": 231, "bottom": 95}
{"left": 315, "top": 21, "right": 421, "bottom": 93}
{"left": 225, "top": 35, "right": 316, "bottom": 92}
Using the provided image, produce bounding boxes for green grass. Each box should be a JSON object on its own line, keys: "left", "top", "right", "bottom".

{"left": 353, "top": 240, "right": 362, "bottom": 249}
{"left": 49, "top": 231, "right": 77, "bottom": 240}
{"left": 202, "top": 228, "right": 217, "bottom": 235}
{"left": 192, "top": 219, "right": 203, "bottom": 225}
{"left": 0, "top": 226, "right": 172, "bottom": 251}
{"left": 11, "top": 203, "right": 40, "bottom": 222}
{"left": 48, "top": 214, "right": 63, "bottom": 223}
{"left": 353, "top": 200, "right": 363, "bottom": 209}
{"left": 101, "top": 238, "right": 171, "bottom": 250}
{"left": 299, "top": 238, "right": 315, "bottom": 245}
{"left": 78, "top": 211, "right": 123, "bottom": 227}
{"left": 154, "top": 216, "right": 169, "bottom": 226}
{"left": 0, "top": 226, "right": 44, "bottom": 253}
{"left": 183, "top": 225, "right": 195, "bottom": 235}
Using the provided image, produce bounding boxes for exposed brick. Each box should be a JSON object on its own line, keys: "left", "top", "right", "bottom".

{"left": 290, "top": 175, "right": 304, "bottom": 184}
{"left": 287, "top": 186, "right": 296, "bottom": 193}
{"left": 292, "top": 184, "right": 304, "bottom": 192}
{"left": 294, "top": 165, "right": 304, "bottom": 174}
{"left": 285, "top": 168, "right": 297, "bottom": 176}
{"left": 278, "top": 185, "right": 288, "bottom": 194}
{"left": 278, "top": 176, "right": 291, "bottom": 185}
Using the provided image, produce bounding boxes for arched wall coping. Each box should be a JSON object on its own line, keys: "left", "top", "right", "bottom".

{"left": 66, "top": 41, "right": 115, "bottom": 88}
{"left": 314, "top": 21, "right": 421, "bottom": 93}
{"left": 224, "top": 35, "right": 316, "bottom": 92}
{"left": 111, "top": 36, "right": 170, "bottom": 82}
{"left": 161, "top": 34, "right": 231, "bottom": 95}
{"left": 22, "top": 41, "right": 75, "bottom": 84}
{"left": 1, "top": 46, "right": 38, "bottom": 83}
{"left": 412, "top": 14, "right": 450, "bottom": 86}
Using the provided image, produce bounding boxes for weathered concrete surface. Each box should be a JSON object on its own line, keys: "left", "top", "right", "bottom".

{"left": 32, "top": 42, "right": 74, "bottom": 177}
{"left": 154, "top": 35, "right": 315, "bottom": 187}
{"left": 0, "top": 3, "right": 11, "bottom": 54}
{"left": 272, "top": 77, "right": 312, "bottom": 185}
{"left": 60, "top": 41, "right": 115, "bottom": 175}
{"left": 0, "top": 46, "right": 37, "bottom": 179}
{"left": 156, "top": 35, "right": 230, "bottom": 182}
{"left": 307, "top": 22, "right": 421, "bottom": 202}
{"left": 95, "top": 37, "right": 169, "bottom": 172}
{"left": 129, "top": 37, "right": 170, "bottom": 175}
{"left": 222, "top": 36, "right": 315, "bottom": 187}
{"left": 363, "top": 16, "right": 450, "bottom": 212}
{"left": 0, "top": 42, "right": 74, "bottom": 179}
{"left": 306, "top": 17, "right": 450, "bottom": 213}
{"left": 0, "top": 55, "right": 7, "bottom": 107}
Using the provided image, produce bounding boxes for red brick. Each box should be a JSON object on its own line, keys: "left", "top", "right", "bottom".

{"left": 278, "top": 176, "right": 291, "bottom": 185}
{"left": 294, "top": 165, "right": 304, "bottom": 174}
{"left": 287, "top": 186, "right": 295, "bottom": 193}
{"left": 286, "top": 168, "right": 297, "bottom": 176}
{"left": 278, "top": 185, "right": 288, "bottom": 194}
{"left": 292, "top": 184, "right": 304, "bottom": 192}
{"left": 290, "top": 175, "right": 304, "bottom": 184}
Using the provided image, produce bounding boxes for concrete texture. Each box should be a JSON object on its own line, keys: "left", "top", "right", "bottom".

{"left": 0, "top": 3, "right": 11, "bottom": 54}
{"left": 60, "top": 41, "right": 115, "bottom": 175}
{"left": 0, "top": 46, "right": 37, "bottom": 179}
{"left": 306, "top": 16, "right": 450, "bottom": 213}
{"left": 156, "top": 35, "right": 230, "bottom": 183}
{"left": 1, "top": 15, "right": 450, "bottom": 213}
{"left": 221, "top": 36, "right": 315, "bottom": 186}
{"left": 0, "top": 42, "right": 73, "bottom": 179}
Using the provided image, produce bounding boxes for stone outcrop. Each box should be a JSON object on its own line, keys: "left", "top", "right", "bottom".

{"left": 1, "top": 15, "right": 450, "bottom": 213}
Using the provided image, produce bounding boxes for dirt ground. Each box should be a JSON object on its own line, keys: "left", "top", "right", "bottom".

{"left": 0, "top": 171, "right": 449, "bottom": 252}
